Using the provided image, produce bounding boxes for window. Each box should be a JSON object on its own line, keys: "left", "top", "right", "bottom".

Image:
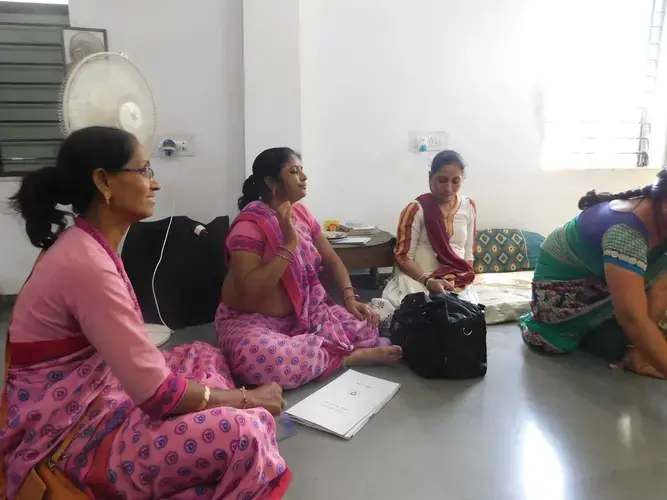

{"left": 0, "top": 1, "right": 68, "bottom": 177}
{"left": 541, "top": 0, "right": 667, "bottom": 170}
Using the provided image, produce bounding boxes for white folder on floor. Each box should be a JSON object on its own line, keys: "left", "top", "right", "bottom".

{"left": 285, "top": 370, "right": 400, "bottom": 439}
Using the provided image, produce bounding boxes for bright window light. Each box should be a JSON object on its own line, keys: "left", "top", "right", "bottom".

{"left": 540, "top": 0, "right": 667, "bottom": 170}
{"left": 0, "top": 0, "right": 68, "bottom": 3}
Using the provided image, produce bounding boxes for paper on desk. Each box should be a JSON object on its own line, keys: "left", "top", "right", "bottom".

{"left": 335, "top": 236, "right": 372, "bottom": 246}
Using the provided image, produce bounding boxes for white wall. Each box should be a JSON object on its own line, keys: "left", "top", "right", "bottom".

{"left": 0, "top": 0, "right": 245, "bottom": 294}
{"left": 243, "top": 0, "right": 302, "bottom": 175}
{"left": 298, "top": 0, "right": 656, "bottom": 235}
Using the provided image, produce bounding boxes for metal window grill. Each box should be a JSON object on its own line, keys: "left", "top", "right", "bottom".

{"left": 542, "top": 0, "right": 667, "bottom": 170}
{"left": 0, "top": 2, "right": 68, "bottom": 177}
{"left": 637, "top": 0, "right": 667, "bottom": 166}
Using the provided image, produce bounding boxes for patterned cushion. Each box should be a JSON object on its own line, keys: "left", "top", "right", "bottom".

{"left": 473, "top": 229, "right": 530, "bottom": 273}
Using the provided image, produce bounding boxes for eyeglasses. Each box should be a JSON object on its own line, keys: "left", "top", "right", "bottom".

{"left": 119, "top": 167, "right": 155, "bottom": 180}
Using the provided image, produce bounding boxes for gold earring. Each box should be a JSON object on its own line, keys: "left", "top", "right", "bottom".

{"left": 104, "top": 191, "right": 111, "bottom": 204}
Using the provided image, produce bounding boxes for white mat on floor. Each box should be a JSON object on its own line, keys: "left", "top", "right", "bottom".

{"left": 474, "top": 270, "right": 533, "bottom": 325}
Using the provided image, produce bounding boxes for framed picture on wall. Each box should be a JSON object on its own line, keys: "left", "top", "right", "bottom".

{"left": 61, "top": 27, "right": 108, "bottom": 76}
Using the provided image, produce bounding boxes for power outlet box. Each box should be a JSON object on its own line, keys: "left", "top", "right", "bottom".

{"left": 154, "top": 134, "right": 197, "bottom": 158}
{"left": 408, "top": 131, "right": 448, "bottom": 152}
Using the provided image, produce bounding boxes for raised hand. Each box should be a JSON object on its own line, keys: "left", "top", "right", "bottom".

{"left": 276, "top": 202, "right": 298, "bottom": 248}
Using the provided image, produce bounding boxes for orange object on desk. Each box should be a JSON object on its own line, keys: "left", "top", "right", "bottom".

{"left": 323, "top": 220, "right": 340, "bottom": 231}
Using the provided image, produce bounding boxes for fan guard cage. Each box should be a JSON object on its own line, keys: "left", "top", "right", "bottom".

{"left": 58, "top": 52, "right": 157, "bottom": 150}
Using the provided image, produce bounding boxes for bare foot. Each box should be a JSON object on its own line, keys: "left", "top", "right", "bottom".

{"left": 612, "top": 347, "right": 665, "bottom": 379}
{"left": 345, "top": 346, "right": 403, "bottom": 366}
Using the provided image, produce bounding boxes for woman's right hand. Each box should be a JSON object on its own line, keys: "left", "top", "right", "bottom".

{"left": 276, "top": 202, "right": 299, "bottom": 248}
{"left": 427, "top": 278, "right": 455, "bottom": 294}
{"left": 247, "top": 382, "right": 285, "bottom": 416}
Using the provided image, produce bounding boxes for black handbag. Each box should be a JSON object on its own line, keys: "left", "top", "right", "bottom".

{"left": 390, "top": 292, "right": 487, "bottom": 379}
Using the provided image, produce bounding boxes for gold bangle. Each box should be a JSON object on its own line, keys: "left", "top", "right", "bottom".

{"left": 197, "top": 385, "right": 211, "bottom": 412}
{"left": 239, "top": 386, "right": 249, "bottom": 409}
{"left": 279, "top": 245, "right": 296, "bottom": 260}
{"left": 275, "top": 252, "right": 292, "bottom": 263}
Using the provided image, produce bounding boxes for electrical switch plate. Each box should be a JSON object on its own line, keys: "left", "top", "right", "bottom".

{"left": 408, "top": 131, "right": 448, "bottom": 152}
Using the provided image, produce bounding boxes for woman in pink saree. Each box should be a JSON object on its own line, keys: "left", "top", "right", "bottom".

{"left": 0, "top": 127, "right": 291, "bottom": 499}
{"left": 215, "top": 148, "right": 402, "bottom": 390}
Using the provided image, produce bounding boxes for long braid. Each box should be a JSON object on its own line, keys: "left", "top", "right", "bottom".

{"left": 578, "top": 170, "right": 667, "bottom": 210}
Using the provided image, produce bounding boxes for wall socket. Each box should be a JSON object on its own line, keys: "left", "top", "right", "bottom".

{"left": 153, "top": 134, "right": 197, "bottom": 158}
{"left": 408, "top": 131, "right": 448, "bottom": 152}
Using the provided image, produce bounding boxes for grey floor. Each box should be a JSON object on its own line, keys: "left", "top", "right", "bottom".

{"left": 4, "top": 317, "right": 667, "bottom": 499}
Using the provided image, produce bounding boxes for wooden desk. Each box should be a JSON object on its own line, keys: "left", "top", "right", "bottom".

{"left": 331, "top": 230, "right": 396, "bottom": 287}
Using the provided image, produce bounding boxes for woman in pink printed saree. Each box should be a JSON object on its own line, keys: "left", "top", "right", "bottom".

{"left": 215, "top": 148, "right": 402, "bottom": 390}
{"left": 0, "top": 127, "right": 291, "bottom": 499}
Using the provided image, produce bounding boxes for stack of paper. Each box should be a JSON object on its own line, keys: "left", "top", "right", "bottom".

{"left": 286, "top": 370, "right": 400, "bottom": 439}
{"left": 334, "top": 236, "right": 372, "bottom": 246}
{"left": 340, "top": 222, "right": 377, "bottom": 236}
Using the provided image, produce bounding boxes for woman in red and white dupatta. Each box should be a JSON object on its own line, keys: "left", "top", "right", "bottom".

{"left": 375, "top": 151, "right": 478, "bottom": 325}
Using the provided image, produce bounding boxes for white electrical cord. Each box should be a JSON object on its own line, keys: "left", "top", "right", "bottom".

{"left": 146, "top": 160, "right": 182, "bottom": 346}
{"left": 150, "top": 196, "right": 176, "bottom": 333}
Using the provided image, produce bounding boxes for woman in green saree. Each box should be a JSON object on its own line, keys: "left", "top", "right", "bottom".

{"left": 520, "top": 170, "right": 667, "bottom": 378}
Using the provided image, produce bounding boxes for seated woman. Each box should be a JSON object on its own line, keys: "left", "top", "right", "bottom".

{"left": 380, "top": 150, "right": 477, "bottom": 315}
{"left": 0, "top": 127, "right": 291, "bottom": 499}
{"left": 520, "top": 171, "right": 667, "bottom": 379}
{"left": 215, "top": 148, "right": 402, "bottom": 390}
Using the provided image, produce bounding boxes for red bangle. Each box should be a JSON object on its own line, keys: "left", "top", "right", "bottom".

{"left": 344, "top": 294, "right": 360, "bottom": 303}
{"left": 341, "top": 286, "right": 354, "bottom": 297}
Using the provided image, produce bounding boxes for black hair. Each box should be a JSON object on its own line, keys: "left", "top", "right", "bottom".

{"left": 10, "top": 126, "right": 138, "bottom": 249}
{"left": 238, "top": 147, "right": 300, "bottom": 210}
{"left": 429, "top": 150, "right": 466, "bottom": 178}
{"left": 578, "top": 169, "right": 667, "bottom": 210}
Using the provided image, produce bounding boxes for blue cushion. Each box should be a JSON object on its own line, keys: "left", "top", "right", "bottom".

{"left": 522, "top": 231, "right": 545, "bottom": 269}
